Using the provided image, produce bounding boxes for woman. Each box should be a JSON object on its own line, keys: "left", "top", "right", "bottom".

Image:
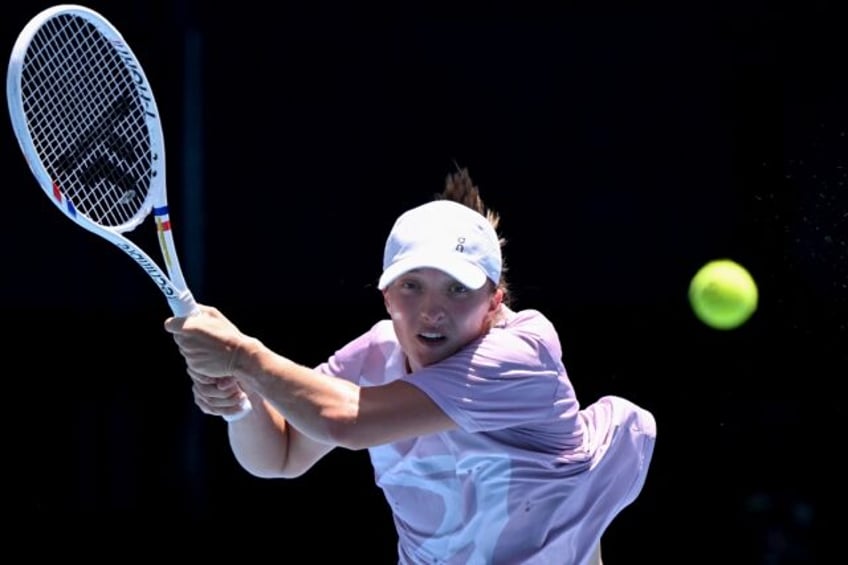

{"left": 166, "top": 167, "right": 656, "bottom": 564}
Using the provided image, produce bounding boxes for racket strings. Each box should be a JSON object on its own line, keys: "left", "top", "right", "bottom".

{"left": 21, "top": 13, "right": 153, "bottom": 229}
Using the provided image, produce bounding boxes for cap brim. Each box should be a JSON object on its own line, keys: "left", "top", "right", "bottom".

{"left": 378, "top": 254, "right": 488, "bottom": 290}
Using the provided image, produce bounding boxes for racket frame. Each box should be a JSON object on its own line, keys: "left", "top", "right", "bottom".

{"left": 6, "top": 4, "right": 197, "bottom": 317}
{"left": 7, "top": 4, "right": 252, "bottom": 420}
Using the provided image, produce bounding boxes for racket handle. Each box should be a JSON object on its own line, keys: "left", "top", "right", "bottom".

{"left": 222, "top": 395, "right": 253, "bottom": 422}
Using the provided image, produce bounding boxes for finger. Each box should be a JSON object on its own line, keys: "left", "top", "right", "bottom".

{"left": 185, "top": 368, "right": 238, "bottom": 390}
{"left": 163, "top": 316, "right": 187, "bottom": 333}
{"left": 192, "top": 377, "right": 244, "bottom": 402}
{"left": 193, "top": 385, "right": 248, "bottom": 417}
{"left": 198, "top": 304, "right": 220, "bottom": 318}
{"left": 186, "top": 367, "right": 218, "bottom": 385}
{"left": 171, "top": 336, "right": 195, "bottom": 359}
{"left": 194, "top": 380, "right": 237, "bottom": 400}
{"left": 193, "top": 376, "right": 244, "bottom": 399}
{"left": 215, "top": 377, "right": 240, "bottom": 391}
{"left": 193, "top": 388, "right": 222, "bottom": 417}
{"left": 173, "top": 334, "right": 199, "bottom": 352}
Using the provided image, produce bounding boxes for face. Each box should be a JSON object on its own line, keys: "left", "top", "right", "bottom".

{"left": 382, "top": 267, "right": 503, "bottom": 372}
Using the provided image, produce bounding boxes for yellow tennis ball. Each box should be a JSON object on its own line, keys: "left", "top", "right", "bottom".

{"left": 688, "top": 259, "right": 758, "bottom": 330}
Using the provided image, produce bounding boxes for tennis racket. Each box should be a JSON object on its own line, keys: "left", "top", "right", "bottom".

{"left": 7, "top": 4, "right": 251, "bottom": 421}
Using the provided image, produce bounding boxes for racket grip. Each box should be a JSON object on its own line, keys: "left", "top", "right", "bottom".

{"left": 222, "top": 395, "right": 253, "bottom": 422}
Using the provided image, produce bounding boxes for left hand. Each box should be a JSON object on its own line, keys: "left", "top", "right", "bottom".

{"left": 164, "top": 304, "right": 249, "bottom": 378}
{"left": 187, "top": 368, "right": 251, "bottom": 419}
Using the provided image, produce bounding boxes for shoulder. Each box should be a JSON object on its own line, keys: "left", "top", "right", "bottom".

{"left": 317, "top": 319, "right": 401, "bottom": 383}
{"left": 335, "top": 319, "right": 398, "bottom": 356}
{"left": 372, "top": 318, "right": 398, "bottom": 339}
{"left": 369, "top": 319, "right": 401, "bottom": 349}
{"left": 500, "top": 307, "right": 558, "bottom": 335}
{"left": 489, "top": 307, "right": 562, "bottom": 361}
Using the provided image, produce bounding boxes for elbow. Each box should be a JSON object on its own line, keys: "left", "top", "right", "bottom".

{"left": 232, "top": 444, "right": 311, "bottom": 479}
{"left": 317, "top": 381, "right": 372, "bottom": 450}
{"left": 239, "top": 460, "right": 311, "bottom": 480}
{"left": 236, "top": 459, "right": 293, "bottom": 479}
{"left": 243, "top": 467, "right": 288, "bottom": 480}
{"left": 324, "top": 416, "right": 370, "bottom": 451}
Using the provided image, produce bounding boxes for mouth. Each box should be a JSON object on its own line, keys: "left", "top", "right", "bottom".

{"left": 417, "top": 331, "right": 447, "bottom": 344}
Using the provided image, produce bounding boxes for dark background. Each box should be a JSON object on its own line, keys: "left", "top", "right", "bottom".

{"left": 2, "top": 1, "right": 845, "bottom": 562}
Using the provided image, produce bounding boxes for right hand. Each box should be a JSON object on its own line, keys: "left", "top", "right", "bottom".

{"left": 165, "top": 304, "right": 251, "bottom": 380}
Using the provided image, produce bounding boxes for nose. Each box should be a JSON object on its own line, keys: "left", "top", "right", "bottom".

{"left": 420, "top": 293, "right": 446, "bottom": 324}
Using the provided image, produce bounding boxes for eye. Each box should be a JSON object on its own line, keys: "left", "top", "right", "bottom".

{"left": 449, "top": 283, "right": 470, "bottom": 295}
{"left": 399, "top": 279, "right": 420, "bottom": 291}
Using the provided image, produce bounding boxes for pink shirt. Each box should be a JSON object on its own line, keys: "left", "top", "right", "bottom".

{"left": 315, "top": 308, "right": 656, "bottom": 564}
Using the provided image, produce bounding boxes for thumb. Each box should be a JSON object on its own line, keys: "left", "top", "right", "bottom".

{"left": 163, "top": 316, "right": 187, "bottom": 334}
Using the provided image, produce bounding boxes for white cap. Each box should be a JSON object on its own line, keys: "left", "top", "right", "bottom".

{"left": 378, "top": 200, "right": 502, "bottom": 290}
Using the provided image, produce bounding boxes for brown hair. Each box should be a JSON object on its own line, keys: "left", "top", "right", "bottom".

{"left": 436, "top": 166, "right": 512, "bottom": 307}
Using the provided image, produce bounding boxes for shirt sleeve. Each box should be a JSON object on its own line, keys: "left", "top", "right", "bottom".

{"left": 404, "top": 311, "right": 568, "bottom": 433}
{"left": 313, "top": 320, "right": 395, "bottom": 385}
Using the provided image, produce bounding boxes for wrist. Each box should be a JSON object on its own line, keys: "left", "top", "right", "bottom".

{"left": 230, "top": 336, "right": 262, "bottom": 382}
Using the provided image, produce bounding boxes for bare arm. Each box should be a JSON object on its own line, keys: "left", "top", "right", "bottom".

{"left": 233, "top": 338, "right": 457, "bottom": 450}
{"left": 183, "top": 367, "right": 335, "bottom": 478}
{"left": 226, "top": 392, "right": 335, "bottom": 478}
{"left": 166, "top": 305, "right": 457, "bottom": 467}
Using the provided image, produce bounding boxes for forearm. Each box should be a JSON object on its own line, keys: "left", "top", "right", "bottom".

{"left": 233, "top": 338, "right": 361, "bottom": 448}
{"left": 227, "top": 392, "right": 336, "bottom": 478}
{"left": 226, "top": 394, "right": 290, "bottom": 477}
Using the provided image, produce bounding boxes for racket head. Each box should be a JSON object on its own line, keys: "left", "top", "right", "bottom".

{"left": 6, "top": 4, "right": 167, "bottom": 235}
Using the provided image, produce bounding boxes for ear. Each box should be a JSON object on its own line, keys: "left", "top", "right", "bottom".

{"left": 382, "top": 290, "right": 392, "bottom": 314}
{"left": 489, "top": 288, "right": 504, "bottom": 313}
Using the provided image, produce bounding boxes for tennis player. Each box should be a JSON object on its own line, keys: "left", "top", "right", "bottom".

{"left": 165, "top": 167, "right": 656, "bottom": 564}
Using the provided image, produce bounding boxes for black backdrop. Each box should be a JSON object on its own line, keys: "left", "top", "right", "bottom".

{"left": 2, "top": 1, "right": 845, "bottom": 562}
